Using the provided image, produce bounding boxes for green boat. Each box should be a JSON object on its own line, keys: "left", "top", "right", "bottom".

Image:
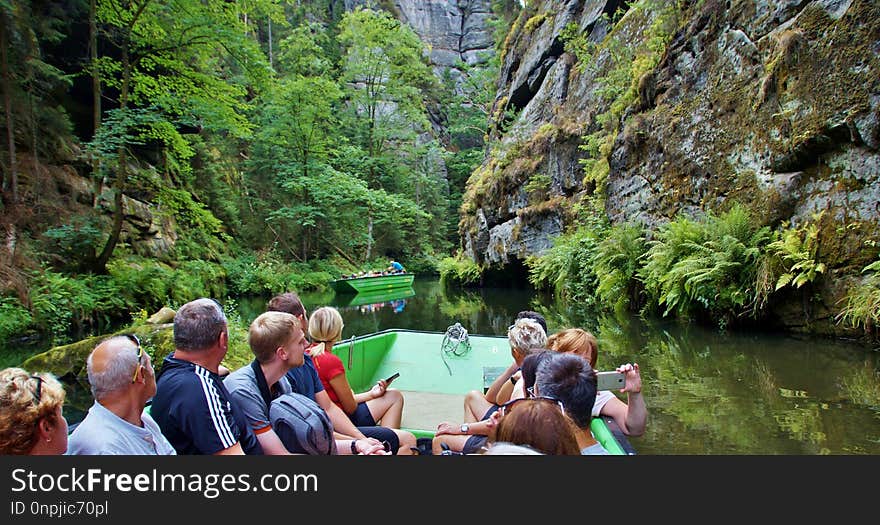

{"left": 334, "top": 287, "right": 415, "bottom": 307}
{"left": 330, "top": 273, "right": 415, "bottom": 294}
{"left": 334, "top": 328, "right": 636, "bottom": 455}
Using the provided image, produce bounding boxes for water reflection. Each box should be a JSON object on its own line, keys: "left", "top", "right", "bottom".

{"left": 335, "top": 287, "right": 414, "bottom": 315}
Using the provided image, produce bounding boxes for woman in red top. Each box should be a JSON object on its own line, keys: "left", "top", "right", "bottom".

{"left": 309, "top": 307, "right": 406, "bottom": 429}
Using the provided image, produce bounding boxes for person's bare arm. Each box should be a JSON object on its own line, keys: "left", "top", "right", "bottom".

{"left": 509, "top": 377, "right": 526, "bottom": 402}
{"left": 353, "top": 380, "right": 386, "bottom": 405}
{"left": 494, "top": 371, "right": 519, "bottom": 405}
{"left": 485, "top": 361, "right": 519, "bottom": 405}
{"left": 316, "top": 389, "right": 364, "bottom": 438}
{"left": 256, "top": 428, "right": 303, "bottom": 455}
{"left": 435, "top": 416, "right": 498, "bottom": 437}
{"left": 619, "top": 363, "right": 646, "bottom": 436}
{"left": 337, "top": 439, "right": 387, "bottom": 455}
{"left": 599, "top": 363, "right": 646, "bottom": 436}
{"left": 315, "top": 390, "right": 368, "bottom": 440}
{"left": 213, "top": 442, "right": 245, "bottom": 455}
{"left": 327, "top": 373, "right": 359, "bottom": 415}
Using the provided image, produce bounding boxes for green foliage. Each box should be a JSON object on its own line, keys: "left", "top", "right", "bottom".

{"left": 768, "top": 219, "right": 826, "bottom": 291}
{"left": 41, "top": 218, "right": 104, "bottom": 271}
{"left": 594, "top": 223, "right": 648, "bottom": 311}
{"left": 526, "top": 217, "right": 609, "bottom": 306}
{"left": 524, "top": 173, "right": 551, "bottom": 203}
{"left": 439, "top": 255, "right": 482, "bottom": 287}
{"left": 523, "top": 13, "right": 547, "bottom": 34}
{"left": 106, "top": 256, "right": 230, "bottom": 315}
{"left": 488, "top": 0, "right": 523, "bottom": 54}
{"left": 561, "top": 1, "right": 682, "bottom": 196}
{"left": 28, "top": 270, "right": 127, "bottom": 341}
{"left": 0, "top": 0, "right": 77, "bottom": 163}
{"left": 276, "top": 22, "right": 333, "bottom": 77}
{"left": 639, "top": 205, "right": 773, "bottom": 324}
{"left": 0, "top": 296, "right": 33, "bottom": 342}
{"left": 337, "top": 6, "right": 436, "bottom": 190}
{"left": 220, "top": 253, "right": 332, "bottom": 296}
{"left": 837, "top": 253, "right": 880, "bottom": 336}
{"left": 404, "top": 252, "right": 442, "bottom": 275}
{"left": 171, "top": 260, "right": 227, "bottom": 303}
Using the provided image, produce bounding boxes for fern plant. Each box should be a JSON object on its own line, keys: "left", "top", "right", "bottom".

{"left": 594, "top": 223, "right": 647, "bottom": 311}
{"left": 526, "top": 223, "right": 605, "bottom": 306}
{"left": 768, "top": 220, "right": 826, "bottom": 291}
{"left": 837, "top": 255, "right": 880, "bottom": 337}
{"left": 639, "top": 205, "right": 772, "bottom": 323}
{"left": 438, "top": 255, "right": 482, "bottom": 287}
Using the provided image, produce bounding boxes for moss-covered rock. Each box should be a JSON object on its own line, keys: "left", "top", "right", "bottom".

{"left": 21, "top": 311, "right": 253, "bottom": 384}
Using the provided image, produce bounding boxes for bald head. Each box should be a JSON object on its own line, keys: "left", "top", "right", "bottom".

{"left": 87, "top": 336, "right": 141, "bottom": 400}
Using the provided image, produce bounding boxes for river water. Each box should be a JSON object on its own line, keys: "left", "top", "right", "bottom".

{"left": 10, "top": 277, "right": 879, "bottom": 454}
{"left": 236, "top": 277, "right": 880, "bottom": 455}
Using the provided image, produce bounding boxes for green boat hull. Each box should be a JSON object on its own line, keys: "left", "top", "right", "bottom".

{"left": 330, "top": 273, "right": 415, "bottom": 293}
{"left": 334, "top": 329, "right": 635, "bottom": 455}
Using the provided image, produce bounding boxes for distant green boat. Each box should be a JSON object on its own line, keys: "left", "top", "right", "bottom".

{"left": 334, "top": 287, "right": 415, "bottom": 307}
{"left": 329, "top": 273, "right": 414, "bottom": 293}
{"left": 334, "top": 328, "right": 636, "bottom": 455}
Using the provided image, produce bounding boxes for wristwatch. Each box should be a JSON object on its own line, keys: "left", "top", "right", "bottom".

{"left": 351, "top": 440, "right": 359, "bottom": 454}
{"left": 460, "top": 423, "right": 469, "bottom": 435}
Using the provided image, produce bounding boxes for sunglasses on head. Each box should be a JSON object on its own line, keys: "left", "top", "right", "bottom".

{"left": 499, "top": 396, "right": 566, "bottom": 418}
{"left": 29, "top": 375, "right": 43, "bottom": 404}
{"left": 125, "top": 334, "right": 144, "bottom": 383}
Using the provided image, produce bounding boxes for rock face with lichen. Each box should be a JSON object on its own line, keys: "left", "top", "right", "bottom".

{"left": 460, "top": 0, "right": 880, "bottom": 335}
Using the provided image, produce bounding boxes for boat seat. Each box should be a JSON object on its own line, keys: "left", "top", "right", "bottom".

{"left": 400, "top": 390, "right": 463, "bottom": 435}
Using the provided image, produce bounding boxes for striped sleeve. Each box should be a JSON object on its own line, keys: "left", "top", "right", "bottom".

{"left": 195, "top": 367, "right": 237, "bottom": 450}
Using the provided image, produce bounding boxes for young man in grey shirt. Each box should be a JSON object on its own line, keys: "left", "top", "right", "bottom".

{"left": 224, "top": 311, "right": 386, "bottom": 455}
{"left": 68, "top": 335, "right": 175, "bottom": 455}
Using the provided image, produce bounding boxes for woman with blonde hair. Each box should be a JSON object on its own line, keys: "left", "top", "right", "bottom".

{"left": 0, "top": 368, "right": 68, "bottom": 455}
{"left": 309, "top": 306, "right": 416, "bottom": 454}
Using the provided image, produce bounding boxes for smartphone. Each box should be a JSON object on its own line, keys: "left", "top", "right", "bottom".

{"left": 384, "top": 372, "right": 400, "bottom": 385}
{"left": 596, "top": 371, "right": 625, "bottom": 391}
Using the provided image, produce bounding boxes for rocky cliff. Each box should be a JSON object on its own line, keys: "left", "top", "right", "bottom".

{"left": 459, "top": 0, "right": 879, "bottom": 334}
{"left": 345, "top": 0, "right": 496, "bottom": 90}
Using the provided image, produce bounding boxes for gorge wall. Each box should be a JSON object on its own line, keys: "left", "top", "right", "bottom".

{"left": 458, "top": 0, "right": 879, "bottom": 335}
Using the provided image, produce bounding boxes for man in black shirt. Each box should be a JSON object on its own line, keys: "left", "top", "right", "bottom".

{"left": 152, "top": 298, "right": 263, "bottom": 455}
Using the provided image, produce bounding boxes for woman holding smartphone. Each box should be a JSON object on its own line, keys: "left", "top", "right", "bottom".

{"left": 308, "top": 307, "right": 408, "bottom": 431}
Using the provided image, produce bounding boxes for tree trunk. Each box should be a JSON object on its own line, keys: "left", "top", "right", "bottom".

{"left": 365, "top": 210, "right": 373, "bottom": 261}
{"left": 267, "top": 16, "right": 273, "bottom": 69}
{"left": 4, "top": 223, "right": 16, "bottom": 265}
{"left": 330, "top": 242, "right": 360, "bottom": 269}
{"left": 1, "top": 13, "right": 18, "bottom": 203}
{"left": 90, "top": 0, "right": 103, "bottom": 207}
{"left": 94, "top": 45, "right": 132, "bottom": 273}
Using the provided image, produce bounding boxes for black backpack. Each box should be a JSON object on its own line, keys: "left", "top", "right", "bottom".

{"left": 270, "top": 393, "right": 337, "bottom": 455}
